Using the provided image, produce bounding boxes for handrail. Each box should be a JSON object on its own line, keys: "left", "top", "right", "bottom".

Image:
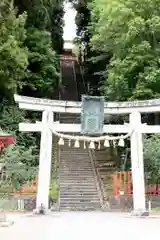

{"left": 88, "top": 148, "right": 105, "bottom": 207}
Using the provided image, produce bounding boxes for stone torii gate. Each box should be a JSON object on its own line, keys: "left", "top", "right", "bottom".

{"left": 14, "top": 94, "right": 160, "bottom": 215}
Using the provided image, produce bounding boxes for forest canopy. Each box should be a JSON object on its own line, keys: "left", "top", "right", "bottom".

{"left": 72, "top": 0, "right": 160, "bottom": 101}
{"left": 0, "top": 0, "right": 64, "bottom": 180}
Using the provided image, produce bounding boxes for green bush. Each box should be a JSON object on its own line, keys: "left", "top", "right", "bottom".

{"left": 144, "top": 134, "right": 160, "bottom": 185}
{"left": 49, "top": 181, "right": 59, "bottom": 200}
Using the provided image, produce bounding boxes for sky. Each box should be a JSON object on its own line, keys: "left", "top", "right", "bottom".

{"left": 63, "top": 1, "right": 77, "bottom": 48}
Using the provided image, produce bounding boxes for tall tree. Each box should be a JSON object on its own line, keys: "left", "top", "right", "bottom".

{"left": 13, "top": 0, "right": 63, "bottom": 98}
{"left": 90, "top": 0, "right": 160, "bottom": 101}
{"left": 71, "top": 0, "right": 109, "bottom": 95}
{"left": 0, "top": 0, "right": 64, "bottom": 171}
{"left": 0, "top": 0, "right": 28, "bottom": 102}
{"left": 14, "top": 0, "right": 64, "bottom": 53}
{"left": 23, "top": 27, "right": 59, "bottom": 98}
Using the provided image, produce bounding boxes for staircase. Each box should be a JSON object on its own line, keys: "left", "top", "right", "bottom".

{"left": 59, "top": 50, "right": 102, "bottom": 211}
{"left": 93, "top": 147, "right": 116, "bottom": 202}
{"left": 59, "top": 139, "right": 102, "bottom": 211}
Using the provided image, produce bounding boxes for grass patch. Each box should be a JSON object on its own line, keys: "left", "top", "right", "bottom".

{"left": 151, "top": 207, "right": 160, "bottom": 212}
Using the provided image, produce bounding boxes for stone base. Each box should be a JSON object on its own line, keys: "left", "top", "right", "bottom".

{"left": 0, "top": 214, "right": 14, "bottom": 227}
{"left": 0, "top": 220, "right": 14, "bottom": 227}
{"left": 0, "top": 213, "right": 6, "bottom": 222}
{"left": 50, "top": 202, "right": 59, "bottom": 212}
{"left": 33, "top": 208, "right": 51, "bottom": 215}
{"left": 109, "top": 196, "right": 133, "bottom": 211}
{"left": 131, "top": 210, "right": 149, "bottom": 217}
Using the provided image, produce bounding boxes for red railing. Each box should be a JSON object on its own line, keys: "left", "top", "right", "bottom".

{"left": 14, "top": 172, "right": 160, "bottom": 196}
{"left": 16, "top": 177, "right": 38, "bottom": 195}
{"left": 113, "top": 171, "right": 160, "bottom": 196}
{"left": 113, "top": 171, "right": 132, "bottom": 196}
{"left": 145, "top": 185, "right": 160, "bottom": 196}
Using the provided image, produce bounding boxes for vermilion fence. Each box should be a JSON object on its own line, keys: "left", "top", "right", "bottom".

{"left": 15, "top": 177, "right": 38, "bottom": 195}
{"left": 14, "top": 172, "right": 160, "bottom": 196}
{"left": 113, "top": 171, "right": 132, "bottom": 196}
{"left": 113, "top": 171, "right": 160, "bottom": 196}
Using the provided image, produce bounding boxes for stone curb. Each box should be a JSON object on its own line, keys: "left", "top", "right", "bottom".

{"left": 131, "top": 211, "right": 149, "bottom": 217}
{"left": 0, "top": 221, "right": 14, "bottom": 227}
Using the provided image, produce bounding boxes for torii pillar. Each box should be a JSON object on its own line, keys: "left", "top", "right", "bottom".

{"left": 35, "top": 111, "right": 53, "bottom": 213}
{"left": 130, "top": 112, "right": 148, "bottom": 215}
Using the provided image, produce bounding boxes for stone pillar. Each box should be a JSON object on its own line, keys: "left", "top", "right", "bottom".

{"left": 129, "top": 112, "right": 147, "bottom": 215}
{"left": 36, "top": 111, "right": 53, "bottom": 212}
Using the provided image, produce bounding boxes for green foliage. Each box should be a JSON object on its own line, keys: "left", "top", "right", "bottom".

{"left": 0, "top": 105, "right": 36, "bottom": 147}
{"left": 13, "top": 0, "right": 62, "bottom": 98}
{"left": 0, "top": 1, "right": 40, "bottom": 176}
{"left": 0, "top": 0, "right": 64, "bottom": 174}
{"left": 89, "top": 0, "right": 160, "bottom": 100}
{"left": 49, "top": 0, "right": 64, "bottom": 53}
{"left": 25, "top": 28, "right": 59, "bottom": 98}
{"left": 14, "top": 0, "right": 64, "bottom": 53}
{"left": 0, "top": 104, "right": 39, "bottom": 167}
{"left": 0, "top": 144, "right": 38, "bottom": 189}
{"left": 71, "top": 0, "right": 107, "bottom": 95}
{"left": 49, "top": 181, "right": 59, "bottom": 200}
{"left": 144, "top": 134, "right": 160, "bottom": 184}
{"left": 0, "top": 0, "right": 28, "bottom": 100}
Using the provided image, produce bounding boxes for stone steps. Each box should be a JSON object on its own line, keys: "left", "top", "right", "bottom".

{"left": 60, "top": 180, "right": 95, "bottom": 182}
{"left": 60, "top": 202, "right": 101, "bottom": 205}
{"left": 60, "top": 182, "right": 96, "bottom": 185}
{"left": 60, "top": 203, "right": 101, "bottom": 209}
{"left": 60, "top": 194, "right": 99, "bottom": 197}
{"left": 59, "top": 134, "right": 101, "bottom": 210}
{"left": 60, "top": 179, "right": 95, "bottom": 181}
{"left": 60, "top": 175, "right": 95, "bottom": 177}
{"left": 60, "top": 199, "right": 100, "bottom": 203}
{"left": 59, "top": 60, "right": 101, "bottom": 210}
{"left": 60, "top": 188, "right": 98, "bottom": 192}
{"left": 60, "top": 192, "right": 99, "bottom": 195}
{"left": 60, "top": 194, "right": 99, "bottom": 198}
{"left": 60, "top": 170, "right": 94, "bottom": 173}
{"left": 92, "top": 148, "right": 117, "bottom": 202}
{"left": 60, "top": 165, "right": 94, "bottom": 167}
{"left": 60, "top": 187, "right": 98, "bottom": 190}
{"left": 60, "top": 197, "right": 100, "bottom": 199}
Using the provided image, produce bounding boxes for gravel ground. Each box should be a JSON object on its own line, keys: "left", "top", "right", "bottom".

{"left": 0, "top": 212, "right": 159, "bottom": 240}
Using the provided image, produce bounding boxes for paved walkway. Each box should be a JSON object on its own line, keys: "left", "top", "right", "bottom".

{"left": 0, "top": 212, "right": 159, "bottom": 240}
